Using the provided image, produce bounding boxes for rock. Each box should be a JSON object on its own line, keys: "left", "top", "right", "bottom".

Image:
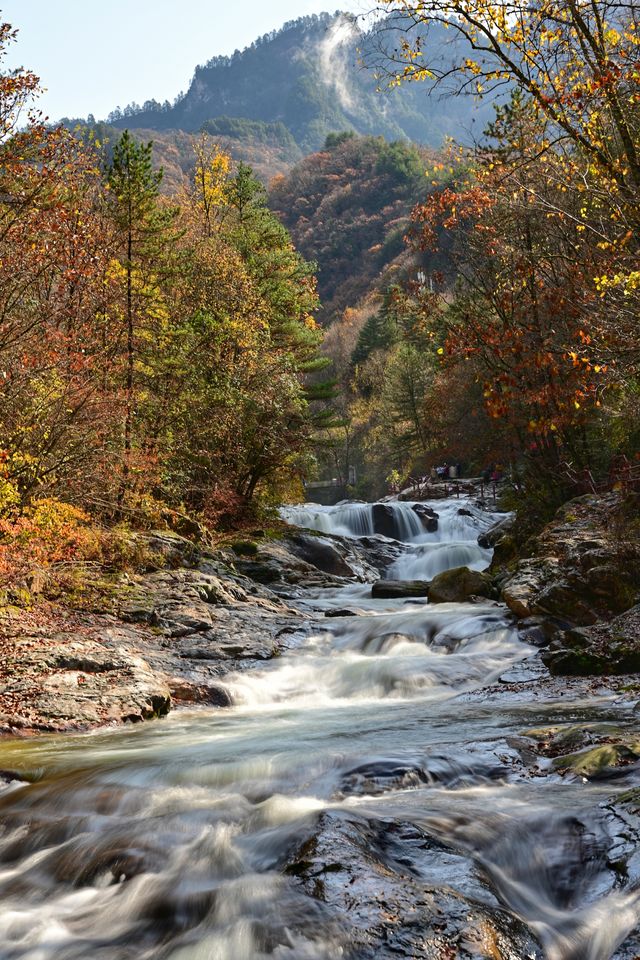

{"left": 502, "top": 560, "right": 556, "bottom": 619}
{"left": 372, "top": 503, "right": 398, "bottom": 538}
{"left": 478, "top": 514, "right": 515, "bottom": 549}
{"left": 233, "top": 558, "right": 284, "bottom": 584}
{"left": 143, "top": 530, "right": 199, "bottom": 567}
{"left": 169, "top": 681, "right": 233, "bottom": 707}
{"left": 284, "top": 533, "right": 357, "bottom": 577}
{"left": 371, "top": 580, "right": 430, "bottom": 599}
{"left": 500, "top": 493, "right": 640, "bottom": 634}
{"left": 553, "top": 742, "right": 640, "bottom": 779}
{"left": 354, "top": 536, "right": 405, "bottom": 576}
{"left": 285, "top": 811, "right": 543, "bottom": 959}
{"left": 231, "top": 540, "right": 259, "bottom": 556}
{"left": 543, "top": 604, "right": 640, "bottom": 676}
{"left": 412, "top": 503, "right": 439, "bottom": 533}
{"left": 517, "top": 618, "right": 549, "bottom": 648}
{"left": 429, "top": 566, "right": 494, "bottom": 604}
{"left": 0, "top": 632, "right": 171, "bottom": 733}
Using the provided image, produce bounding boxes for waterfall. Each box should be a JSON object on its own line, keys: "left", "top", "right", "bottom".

{"left": 281, "top": 498, "right": 506, "bottom": 577}
{"left": 280, "top": 501, "right": 425, "bottom": 540}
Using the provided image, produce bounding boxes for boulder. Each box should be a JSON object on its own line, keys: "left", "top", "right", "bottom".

{"left": 543, "top": 604, "right": 640, "bottom": 676}
{"left": 371, "top": 580, "right": 430, "bottom": 599}
{"left": 412, "top": 503, "right": 439, "bottom": 533}
{"left": 478, "top": 514, "right": 515, "bottom": 549}
{"left": 428, "top": 566, "right": 494, "bottom": 604}
{"left": 169, "top": 681, "right": 233, "bottom": 707}
{"left": 285, "top": 811, "right": 542, "bottom": 959}
{"left": 501, "top": 560, "right": 557, "bottom": 619}
{"left": 285, "top": 533, "right": 357, "bottom": 577}
{"left": 372, "top": 503, "right": 398, "bottom": 538}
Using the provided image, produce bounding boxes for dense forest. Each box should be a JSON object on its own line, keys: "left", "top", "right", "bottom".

{"left": 302, "top": 1, "right": 640, "bottom": 511}
{"left": 0, "top": 0, "right": 639, "bottom": 586}
{"left": 0, "top": 20, "right": 333, "bottom": 596}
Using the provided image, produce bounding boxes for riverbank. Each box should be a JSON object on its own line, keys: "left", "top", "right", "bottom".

{"left": 1, "top": 495, "right": 640, "bottom": 958}
{"left": 0, "top": 489, "right": 638, "bottom": 736}
{"left": 1, "top": 495, "right": 640, "bottom": 959}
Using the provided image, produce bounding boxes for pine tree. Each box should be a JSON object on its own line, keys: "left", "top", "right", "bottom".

{"left": 105, "top": 131, "right": 179, "bottom": 506}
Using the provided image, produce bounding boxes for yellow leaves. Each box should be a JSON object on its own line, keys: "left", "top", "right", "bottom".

{"left": 594, "top": 271, "right": 640, "bottom": 296}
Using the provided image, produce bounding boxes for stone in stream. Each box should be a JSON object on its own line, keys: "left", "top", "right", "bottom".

{"left": 169, "top": 680, "right": 233, "bottom": 707}
{"left": 285, "top": 811, "right": 543, "bottom": 959}
{"left": 371, "top": 502, "right": 398, "bottom": 538}
{"left": 477, "top": 513, "right": 515, "bottom": 548}
{"left": 412, "top": 503, "right": 439, "bottom": 533}
{"left": 428, "top": 566, "right": 495, "bottom": 604}
{"left": 371, "top": 580, "right": 430, "bottom": 599}
{"left": 283, "top": 532, "right": 358, "bottom": 577}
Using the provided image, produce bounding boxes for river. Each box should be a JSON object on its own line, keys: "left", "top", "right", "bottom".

{"left": 0, "top": 498, "right": 638, "bottom": 959}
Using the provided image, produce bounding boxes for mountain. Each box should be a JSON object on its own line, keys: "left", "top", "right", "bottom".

{"left": 84, "top": 13, "right": 496, "bottom": 154}
{"left": 269, "top": 133, "right": 451, "bottom": 325}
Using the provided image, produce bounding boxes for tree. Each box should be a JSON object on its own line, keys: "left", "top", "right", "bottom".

{"left": 373, "top": 1, "right": 640, "bottom": 492}
{"left": 105, "top": 131, "right": 179, "bottom": 506}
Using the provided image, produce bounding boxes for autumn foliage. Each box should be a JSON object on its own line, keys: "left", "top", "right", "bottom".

{"left": 0, "top": 20, "right": 328, "bottom": 592}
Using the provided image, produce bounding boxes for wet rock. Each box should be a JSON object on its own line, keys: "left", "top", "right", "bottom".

{"left": 353, "top": 536, "right": 405, "bottom": 576}
{"left": 169, "top": 680, "right": 233, "bottom": 707}
{"left": 428, "top": 566, "right": 494, "bottom": 604}
{"left": 543, "top": 604, "right": 640, "bottom": 676}
{"left": 371, "top": 580, "right": 430, "bottom": 599}
{"left": 517, "top": 617, "right": 549, "bottom": 648}
{"left": 338, "top": 753, "right": 506, "bottom": 797}
{"left": 412, "top": 504, "right": 439, "bottom": 533}
{"left": 372, "top": 503, "right": 398, "bottom": 538}
{"left": 284, "top": 533, "right": 357, "bottom": 578}
{"left": 518, "top": 721, "right": 640, "bottom": 784}
{"left": 553, "top": 742, "right": 640, "bottom": 779}
{"left": 478, "top": 513, "right": 515, "bottom": 550}
{"left": 286, "top": 811, "right": 543, "bottom": 959}
{"left": 0, "top": 770, "right": 25, "bottom": 786}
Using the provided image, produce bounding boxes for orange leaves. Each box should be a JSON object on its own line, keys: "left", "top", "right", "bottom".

{"left": 410, "top": 184, "right": 495, "bottom": 249}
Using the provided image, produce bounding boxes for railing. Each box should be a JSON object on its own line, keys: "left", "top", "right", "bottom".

{"left": 404, "top": 476, "right": 498, "bottom": 501}
{"left": 559, "top": 456, "right": 640, "bottom": 496}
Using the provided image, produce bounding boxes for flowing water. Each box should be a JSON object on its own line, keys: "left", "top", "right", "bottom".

{"left": 0, "top": 500, "right": 639, "bottom": 959}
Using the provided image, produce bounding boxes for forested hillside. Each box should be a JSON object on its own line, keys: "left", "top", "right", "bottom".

{"left": 69, "top": 13, "right": 496, "bottom": 153}
{"left": 0, "top": 21, "right": 332, "bottom": 595}
{"left": 269, "top": 134, "right": 448, "bottom": 323}
{"left": 98, "top": 124, "right": 302, "bottom": 194}
{"left": 315, "top": 0, "right": 640, "bottom": 512}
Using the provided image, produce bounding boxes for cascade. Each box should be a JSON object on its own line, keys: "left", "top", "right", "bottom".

{"left": 0, "top": 496, "right": 636, "bottom": 960}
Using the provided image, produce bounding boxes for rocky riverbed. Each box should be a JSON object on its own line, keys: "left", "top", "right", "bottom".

{"left": 0, "top": 494, "right": 639, "bottom": 959}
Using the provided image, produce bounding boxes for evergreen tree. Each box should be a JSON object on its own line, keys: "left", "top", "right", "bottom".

{"left": 105, "top": 130, "right": 179, "bottom": 506}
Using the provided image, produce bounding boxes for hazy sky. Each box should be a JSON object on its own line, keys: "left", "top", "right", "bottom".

{"left": 1, "top": 1, "right": 362, "bottom": 122}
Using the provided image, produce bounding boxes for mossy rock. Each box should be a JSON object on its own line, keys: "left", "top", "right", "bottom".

{"left": 429, "top": 566, "right": 494, "bottom": 604}
{"left": 231, "top": 540, "right": 260, "bottom": 557}
{"left": 520, "top": 722, "right": 620, "bottom": 756}
{"left": 554, "top": 742, "right": 640, "bottom": 778}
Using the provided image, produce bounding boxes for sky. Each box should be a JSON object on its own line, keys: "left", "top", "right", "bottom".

{"left": 1, "top": 1, "right": 362, "bottom": 122}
